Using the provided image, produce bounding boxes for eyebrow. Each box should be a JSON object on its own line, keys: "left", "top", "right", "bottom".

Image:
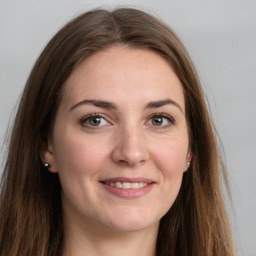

{"left": 69, "top": 98, "right": 183, "bottom": 113}
{"left": 70, "top": 99, "right": 117, "bottom": 112}
{"left": 145, "top": 99, "right": 183, "bottom": 113}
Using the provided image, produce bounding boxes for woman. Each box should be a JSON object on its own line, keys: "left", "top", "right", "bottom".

{"left": 0, "top": 7, "right": 235, "bottom": 256}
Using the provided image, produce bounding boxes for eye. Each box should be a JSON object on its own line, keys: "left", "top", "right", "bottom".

{"left": 81, "top": 114, "right": 110, "bottom": 128}
{"left": 148, "top": 113, "right": 174, "bottom": 127}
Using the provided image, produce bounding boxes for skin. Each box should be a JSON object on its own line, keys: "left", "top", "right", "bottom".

{"left": 42, "top": 46, "right": 191, "bottom": 256}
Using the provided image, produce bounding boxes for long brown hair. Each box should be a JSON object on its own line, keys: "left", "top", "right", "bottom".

{"left": 0, "top": 8, "right": 234, "bottom": 256}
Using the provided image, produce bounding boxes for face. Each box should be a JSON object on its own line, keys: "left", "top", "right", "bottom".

{"left": 43, "top": 46, "right": 191, "bottom": 234}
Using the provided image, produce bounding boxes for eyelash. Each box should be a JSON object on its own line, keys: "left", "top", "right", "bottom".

{"left": 80, "top": 113, "right": 175, "bottom": 129}
{"left": 81, "top": 113, "right": 109, "bottom": 129}
{"left": 147, "top": 113, "right": 175, "bottom": 128}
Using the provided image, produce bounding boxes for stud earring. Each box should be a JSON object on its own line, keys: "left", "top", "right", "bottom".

{"left": 44, "top": 162, "right": 51, "bottom": 169}
{"left": 185, "top": 162, "right": 190, "bottom": 171}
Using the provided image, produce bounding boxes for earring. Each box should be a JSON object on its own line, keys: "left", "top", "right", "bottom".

{"left": 185, "top": 162, "right": 190, "bottom": 171}
{"left": 44, "top": 162, "right": 51, "bottom": 169}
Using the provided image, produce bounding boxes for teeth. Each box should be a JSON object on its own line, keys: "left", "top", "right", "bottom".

{"left": 122, "top": 182, "right": 131, "bottom": 189}
{"left": 115, "top": 182, "right": 122, "bottom": 188}
{"left": 130, "top": 183, "right": 139, "bottom": 189}
{"left": 105, "top": 182, "right": 148, "bottom": 189}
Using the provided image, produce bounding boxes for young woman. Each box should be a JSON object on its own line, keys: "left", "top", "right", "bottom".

{"left": 0, "top": 7, "right": 235, "bottom": 256}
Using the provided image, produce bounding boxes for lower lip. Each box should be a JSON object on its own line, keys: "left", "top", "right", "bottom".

{"left": 100, "top": 183, "right": 155, "bottom": 199}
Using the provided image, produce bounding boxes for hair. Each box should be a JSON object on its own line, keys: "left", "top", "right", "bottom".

{"left": 0, "top": 7, "right": 234, "bottom": 256}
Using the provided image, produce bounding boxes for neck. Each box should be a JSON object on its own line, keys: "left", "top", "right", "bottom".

{"left": 63, "top": 214, "right": 158, "bottom": 256}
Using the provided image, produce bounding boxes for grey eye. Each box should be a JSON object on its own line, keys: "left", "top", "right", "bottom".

{"left": 148, "top": 114, "right": 174, "bottom": 127}
{"left": 82, "top": 114, "right": 109, "bottom": 128}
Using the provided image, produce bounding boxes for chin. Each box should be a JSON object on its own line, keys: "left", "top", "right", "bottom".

{"left": 108, "top": 221, "right": 158, "bottom": 233}
{"left": 104, "top": 211, "right": 160, "bottom": 233}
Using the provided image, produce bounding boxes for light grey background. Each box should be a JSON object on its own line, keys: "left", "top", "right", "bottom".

{"left": 0, "top": 0, "right": 255, "bottom": 255}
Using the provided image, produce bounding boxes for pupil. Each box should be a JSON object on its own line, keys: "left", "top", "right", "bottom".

{"left": 89, "top": 117, "right": 101, "bottom": 126}
{"left": 153, "top": 116, "right": 163, "bottom": 125}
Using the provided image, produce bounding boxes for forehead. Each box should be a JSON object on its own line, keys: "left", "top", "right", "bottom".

{"left": 61, "top": 46, "right": 185, "bottom": 110}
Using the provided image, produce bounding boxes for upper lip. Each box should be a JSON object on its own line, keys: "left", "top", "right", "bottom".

{"left": 100, "top": 177, "right": 155, "bottom": 184}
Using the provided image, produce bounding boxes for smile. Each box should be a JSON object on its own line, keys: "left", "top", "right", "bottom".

{"left": 100, "top": 177, "right": 155, "bottom": 199}
{"left": 104, "top": 181, "right": 148, "bottom": 189}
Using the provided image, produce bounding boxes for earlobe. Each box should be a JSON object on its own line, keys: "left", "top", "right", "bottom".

{"left": 40, "top": 139, "right": 58, "bottom": 173}
{"left": 184, "top": 150, "right": 192, "bottom": 172}
{"left": 186, "top": 149, "right": 192, "bottom": 162}
{"left": 184, "top": 162, "right": 190, "bottom": 172}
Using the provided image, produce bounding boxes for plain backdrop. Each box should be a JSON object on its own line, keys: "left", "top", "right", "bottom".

{"left": 0, "top": 0, "right": 255, "bottom": 255}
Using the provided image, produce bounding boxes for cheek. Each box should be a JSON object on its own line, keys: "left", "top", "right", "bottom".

{"left": 52, "top": 134, "right": 108, "bottom": 177}
{"left": 52, "top": 135, "right": 109, "bottom": 207}
{"left": 151, "top": 139, "right": 188, "bottom": 175}
{"left": 149, "top": 139, "right": 188, "bottom": 211}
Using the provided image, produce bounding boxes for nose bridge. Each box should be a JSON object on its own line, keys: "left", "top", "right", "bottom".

{"left": 111, "top": 122, "right": 149, "bottom": 166}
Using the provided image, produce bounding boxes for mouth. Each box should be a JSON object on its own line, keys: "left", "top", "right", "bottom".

{"left": 102, "top": 181, "right": 148, "bottom": 189}
{"left": 99, "top": 177, "right": 155, "bottom": 198}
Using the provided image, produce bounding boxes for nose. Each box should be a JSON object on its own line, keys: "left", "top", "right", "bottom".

{"left": 111, "top": 126, "right": 149, "bottom": 167}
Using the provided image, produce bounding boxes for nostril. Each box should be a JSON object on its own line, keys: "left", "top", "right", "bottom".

{"left": 118, "top": 159, "right": 129, "bottom": 166}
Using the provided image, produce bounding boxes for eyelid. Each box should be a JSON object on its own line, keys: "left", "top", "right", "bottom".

{"left": 150, "top": 113, "right": 175, "bottom": 122}
{"left": 80, "top": 113, "right": 111, "bottom": 129}
{"left": 80, "top": 112, "right": 175, "bottom": 130}
{"left": 147, "top": 113, "right": 175, "bottom": 127}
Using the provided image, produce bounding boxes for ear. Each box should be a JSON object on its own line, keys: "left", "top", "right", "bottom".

{"left": 184, "top": 149, "right": 192, "bottom": 172}
{"left": 40, "top": 138, "right": 58, "bottom": 173}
